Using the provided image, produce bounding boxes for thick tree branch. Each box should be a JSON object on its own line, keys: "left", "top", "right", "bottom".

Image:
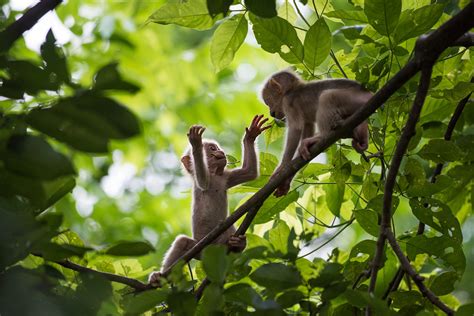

{"left": 383, "top": 85, "right": 472, "bottom": 301}
{"left": 452, "top": 32, "right": 474, "bottom": 47}
{"left": 157, "top": 1, "right": 474, "bottom": 281}
{"left": 368, "top": 65, "right": 435, "bottom": 313}
{"left": 0, "top": 0, "right": 62, "bottom": 52}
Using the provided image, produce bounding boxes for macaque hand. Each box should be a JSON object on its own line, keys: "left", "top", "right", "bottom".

{"left": 228, "top": 235, "right": 246, "bottom": 252}
{"left": 299, "top": 137, "right": 318, "bottom": 161}
{"left": 244, "top": 115, "right": 271, "bottom": 143}
{"left": 148, "top": 271, "right": 163, "bottom": 287}
{"left": 187, "top": 125, "right": 206, "bottom": 148}
{"left": 274, "top": 178, "right": 291, "bottom": 197}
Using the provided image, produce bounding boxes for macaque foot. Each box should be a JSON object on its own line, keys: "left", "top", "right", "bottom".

{"left": 148, "top": 271, "right": 164, "bottom": 287}
{"left": 299, "top": 137, "right": 318, "bottom": 160}
{"left": 228, "top": 235, "right": 247, "bottom": 252}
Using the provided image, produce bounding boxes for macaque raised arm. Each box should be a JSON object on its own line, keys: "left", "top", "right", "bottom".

{"left": 188, "top": 126, "right": 209, "bottom": 190}
{"left": 227, "top": 115, "right": 270, "bottom": 188}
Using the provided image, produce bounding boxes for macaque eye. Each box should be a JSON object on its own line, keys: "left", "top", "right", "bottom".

{"left": 209, "top": 145, "right": 217, "bottom": 151}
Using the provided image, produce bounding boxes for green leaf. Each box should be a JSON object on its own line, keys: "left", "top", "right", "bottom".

{"left": 202, "top": 245, "right": 230, "bottom": 283}
{"left": 354, "top": 208, "right": 379, "bottom": 237}
{"left": 324, "top": 182, "right": 345, "bottom": 217}
{"left": 245, "top": 0, "right": 277, "bottom": 18}
{"left": 93, "top": 62, "right": 140, "bottom": 93}
{"left": 210, "top": 14, "right": 248, "bottom": 72}
{"left": 325, "top": 10, "right": 368, "bottom": 23}
{"left": 121, "top": 289, "right": 169, "bottom": 314}
{"left": 167, "top": 291, "right": 197, "bottom": 316}
{"left": 199, "top": 283, "right": 225, "bottom": 314}
{"left": 250, "top": 263, "right": 302, "bottom": 291}
{"left": 148, "top": 0, "right": 217, "bottom": 30}
{"left": 457, "top": 304, "right": 474, "bottom": 316}
{"left": 250, "top": 14, "right": 304, "bottom": 64}
{"left": 389, "top": 290, "right": 422, "bottom": 309}
{"left": 418, "top": 139, "right": 463, "bottom": 163}
{"left": 33, "top": 242, "right": 92, "bottom": 261}
{"left": 393, "top": 4, "right": 444, "bottom": 44}
{"left": 224, "top": 283, "right": 263, "bottom": 306}
{"left": 105, "top": 241, "right": 154, "bottom": 256}
{"left": 344, "top": 289, "right": 395, "bottom": 314}
{"left": 5, "top": 60, "right": 58, "bottom": 93}
{"left": 430, "top": 271, "right": 458, "bottom": 296}
{"left": 26, "top": 94, "right": 141, "bottom": 153}
{"left": 364, "top": 0, "right": 401, "bottom": 36}
{"left": 304, "top": 18, "right": 331, "bottom": 72}
{"left": 207, "top": 0, "right": 233, "bottom": 17}
{"left": 406, "top": 235, "right": 465, "bottom": 275}
{"left": 269, "top": 220, "right": 290, "bottom": 255}
{"left": 253, "top": 190, "right": 299, "bottom": 224}
{"left": 1, "top": 135, "right": 75, "bottom": 180}
{"left": 410, "top": 198, "right": 462, "bottom": 244}
{"left": 276, "top": 290, "right": 305, "bottom": 308}
{"left": 367, "top": 194, "right": 399, "bottom": 215}
{"left": 310, "top": 262, "right": 343, "bottom": 287}
{"left": 41, "top": 29, "right": 69, "bottom": 84}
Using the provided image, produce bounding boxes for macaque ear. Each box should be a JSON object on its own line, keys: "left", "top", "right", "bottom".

{"left": 181, "top": 155, "right": 192, "bottom": 173}
{"left": 269, "top": 78, "right": 282, "bottom": 92}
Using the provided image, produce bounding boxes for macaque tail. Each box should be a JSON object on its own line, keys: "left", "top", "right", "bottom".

{"left": 352, "top": 121, "right": 369, "bottom": 153}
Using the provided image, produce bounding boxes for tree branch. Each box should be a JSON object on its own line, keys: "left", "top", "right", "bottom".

{"left": 0, "top": 0, "right": 63, "bottom": 52}
{"left": 34, "top": 254, "right": 153, "bottom": 291}
{"left": 383, "top": 84, "right": 472, "bottom": 301}
{"left": 367, "top": 64, "right": 435, "bottom": 313}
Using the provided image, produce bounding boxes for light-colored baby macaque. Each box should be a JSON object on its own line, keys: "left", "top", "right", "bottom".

{"left": 148, "top": 115, "right": 270, "bottom": 286}
{"left": 262, "top": 70, "right": 372, "bottom": 197}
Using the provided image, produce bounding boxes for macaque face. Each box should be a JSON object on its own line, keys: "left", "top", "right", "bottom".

{"left": 204, "top": 141, "right": 227, "bottom": 171}
{"left": 262, "top": 82, "right": 285, "bottom": 120}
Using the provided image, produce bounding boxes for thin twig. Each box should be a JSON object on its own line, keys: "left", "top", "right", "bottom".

{"left": 34, "top": 254, "right": 152, "bottom": 291}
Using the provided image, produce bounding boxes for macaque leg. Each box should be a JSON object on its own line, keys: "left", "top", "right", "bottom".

{"left": 352, "top": 121, "right": 369, "bottom": 153}
{"left": 161, "top": 235, "right": 197, "bottom": 271}
{"left": 148, "top": 235, "right": 196, "bottom": 285}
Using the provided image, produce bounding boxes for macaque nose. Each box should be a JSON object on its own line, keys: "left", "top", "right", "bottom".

{"left": 214, "top": 151, "right": 226, "bottom": 160}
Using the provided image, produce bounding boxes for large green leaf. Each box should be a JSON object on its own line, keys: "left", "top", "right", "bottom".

{"left": 207, "top": 0, "right": 233, "bottom": 17}
{"left": 121, "top": 289, "right": 169, "bottom": 314}
{"left": 253, "top": 190, "right": 299, "bottom": 224}
{"left": 202, "top": 245, "right": 230, "bottom": 283}
{"left": 210, "top": 14, "right": 248, "bottom": 73}
{"left": 250, "top": 14, "right": 304, "bottom": 64}
{"left": 406, "top": 235, "right": 465, "bottom": 275}
{"left": 418, "top": 139, "right": 463, "bottom": 163}
{"left": 26, "top": 94, "right": 140, "bottom": 153}
{"left": 323, "top": 180, "right": 344, "bottom": 216}
{"left": 354, "top": 208, "right": 378, "bottom": 237}
{"left": 304, "top": 18, "right": 331, "bottom": 72}
{"left": 105, "top": 241, "right": 154, "bottom": 256}
{"left": 250, "top": 263, "right": 302, "bottom": 291}
{"left": 1, "top": 135, "right": 75, "bottom": 180}
{"left": 393, "top": 4, "right": 444, "bottom": 44}
{"left": 245, "top": 0, "right": 277, "bottom": 18}
{"left": 410, "top": 197, "right": 462, "bottom": 244}
{"left": 148, "top": 0, "right": 217, "bottom": 30}
{"left": 364, "top": 0, "right": 401, "bottom": 36}
{"left": 41, "top": 30, "right": 69, "bottom": 84}
{"left": 93, "top": 62, "right": 140, "bottom": 93}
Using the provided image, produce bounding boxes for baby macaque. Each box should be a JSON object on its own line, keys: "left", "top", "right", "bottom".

{"left": 262, "top": 70, "right": 372, "bottom": 197}
{"left": 148, "top": 115, "right": 270, "bottom": 285}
